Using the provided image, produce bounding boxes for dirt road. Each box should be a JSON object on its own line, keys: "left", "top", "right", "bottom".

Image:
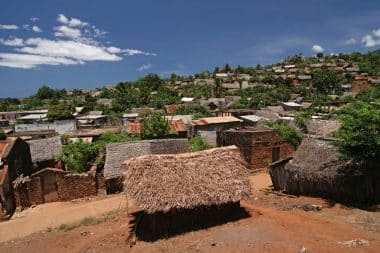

{"left": 0, "top": 172, "right": 379, "bottom": 252}
{"left": 0, "top": 194, "right": 125, "bottom": 243}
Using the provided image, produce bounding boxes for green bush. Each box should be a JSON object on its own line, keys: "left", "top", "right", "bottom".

{"left": 141, "top": 112, "right": 170, "bottom": 139}
{"left": 189, "top": 136, "right": 210, "bottom": 152}
{"left": 267, "top": 120, "right": 303, "bottom": 148}
{"left": 55, "top": 141, "right": 97, "bottom": 173}
{"left": 333, "top": 100, "right": 380, "bottom": 167}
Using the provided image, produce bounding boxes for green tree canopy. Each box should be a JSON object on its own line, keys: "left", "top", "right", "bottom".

{"left": 47, "top": 102, "right": 74, "bottom": 121}
{"left": 312, "top": 68, "right": 342, "bottom": 95}
{"left": 333, "top": 100, "right": 380, "bottom": 168}
{"left": 140, "top": 112, "right": 170, "bottom": 139}
{"left": 55, "top": 141, "right": 97, "bottom": 173}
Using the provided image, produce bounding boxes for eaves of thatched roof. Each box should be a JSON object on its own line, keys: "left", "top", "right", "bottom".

{"left": 123, "top": 146, "right": 251, "bottom": 214}
{"left": 27, "top": 136, "right": 62, "bottom": 162}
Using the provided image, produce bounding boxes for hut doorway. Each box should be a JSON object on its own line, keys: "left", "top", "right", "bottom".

{"left": 41, "top": 173, "right": 59, "bottom": 203}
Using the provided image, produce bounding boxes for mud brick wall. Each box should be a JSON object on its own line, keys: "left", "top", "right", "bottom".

{"left": 96, "top": 172, "right": 106, "bottom": 194}
{"left": 217, "top": 129, "right": 295, "bottom": 170}
{"left": 57, "top": 174, "right": 97, "bottom": 201}
{"left": 28, "top": 177, "right": 43, "bottom": 205}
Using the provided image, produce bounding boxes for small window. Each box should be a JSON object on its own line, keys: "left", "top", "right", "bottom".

{"left": 272, "top": 147, "right": 280, "bottom": 162}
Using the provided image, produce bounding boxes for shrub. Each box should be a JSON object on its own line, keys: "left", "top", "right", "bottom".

{"left": 55, "top": 141, "right": 97, "bottom": 173}
{"left": 189, "top": 136, "right": 210, "bottom": 152}
{"left": 140, "top": 112, "right": 170, "bottom": 139}
{"left": 267, "top": 120, "right": 303, "bottom": 148}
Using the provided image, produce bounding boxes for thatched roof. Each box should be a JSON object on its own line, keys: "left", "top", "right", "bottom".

{"left": 27, "top": 136, "right": 62, "bottom": 162}
{"left": 123, "top": 146, "right": 251, "bottom": 214}
{"left": 307, "top": 119, "right": 341, "bottom": 137}
{"left": 284, "top": 138, "right": 348, "bottom": 175}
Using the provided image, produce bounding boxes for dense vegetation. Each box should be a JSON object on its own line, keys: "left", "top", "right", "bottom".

{"left": 332, "top": 86, "right": 380, "bottom": 168}
{"left": 189, "top": 136, "right": 210, "bottom": 152}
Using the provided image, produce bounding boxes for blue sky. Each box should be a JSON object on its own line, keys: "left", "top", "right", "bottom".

{"left": 0, "top": 0, "right": 380, "bottom": 97}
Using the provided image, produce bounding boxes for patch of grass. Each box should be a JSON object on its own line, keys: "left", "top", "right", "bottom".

{"left": 58, "top": 223, "right": 79, "bottom": 232}
{"left": 80, "top": 217, "right": 96, "bottom": 226}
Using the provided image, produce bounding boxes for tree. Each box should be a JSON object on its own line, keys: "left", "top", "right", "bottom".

{"left": 55, "top": 141, "right": 97, "bottom": 173}
{"left": 47, "top": 102, "right": 74, "bottom": 121}
{"left": 312, "top": 68, "right": 341, "bottom": 95}
{"left": 140, "top": 112, "right": 170, "bottom": 139}
{"left": 36, "top": 85, "right": 56, "bottom": 100}
{"left": 333, "top": 100, "right": 380, "bottom": 168}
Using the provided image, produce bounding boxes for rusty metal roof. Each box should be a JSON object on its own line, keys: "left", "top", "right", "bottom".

{"left": 169, "top": 119, "right": 186, "bottom": 132}
{"left": 127, "top": 121, "right": 142, "bottom": 135}
{"left": 191, "top": 116, "right": 241, "bottom": 126}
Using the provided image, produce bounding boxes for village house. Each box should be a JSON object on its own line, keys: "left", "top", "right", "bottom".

{"left": 17, "top": 113, "right": 47, "bottom": 124}
{"left": 122, "top": 113, "right": 139, "bottom": 126}
{"left": 0, "top": 138, "right": 33, "bottom": 216}
{"left": 26, "top": 136, "right": 62, "bottom": 171}
{"left": 217, "top": 127, "right": 295, "bottom": 171}
{"left": 189, "top": 116, "right": 242, "bottom": 137}
{"left": 76, "top": 111, "right": 107, "bottom": 128}
{"left": 13, "top": 168, "right": 101, "bottom": 209}
{"left": 126, "top": 119, "right": 187, "bottom": 137}
{"left": 15, "top": 119, "right": 76, "bottom": 135}
{"left": 165, "top": 104, "right": 185, "bottom": 114}
{"left": 104, "top": 139, "right": 189, "bottom": 193}
{"left": 281, "top": 101, "right": 303, "bottom": 111}
{"left": 123, "top": 146, "right": 251, "bottom": 242}
{"left": 0, "top": 109, "right": 48, "bottom": 122}
{"left": 239, "top": 115, "right": 268, "bottom": 127}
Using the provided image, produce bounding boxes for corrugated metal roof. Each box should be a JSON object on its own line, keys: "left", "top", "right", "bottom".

{"left": 169, "top": 119, "right": 186, "bottom": 132}
{"left": 127, "top": 121, "right": 141, "bottom": 135}
{"left": 18, "top": 113, "right": 47, "bottom": 120}
{"left": 191, "top": 116, "right": 241, "bottom": 126}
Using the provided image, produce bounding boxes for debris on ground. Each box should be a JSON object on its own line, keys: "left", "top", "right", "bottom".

{"left": 338, "top": 239, "right": 369, "bottom": 247}
{"left": 299, "top": 246, "right": 308, "bottom": 253}
{"left": 281, "top": 204, "right": 323, "bottom": 212}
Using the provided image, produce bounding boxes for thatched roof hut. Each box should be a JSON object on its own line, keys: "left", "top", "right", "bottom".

{"left": 27, "top": 136, "right": 62, "bottom": 167}
{"left": 269, "top": 138, "right": 380, "bottom": 203}
{"left": 123, "top": 146, "right": 251, "bottom": 214}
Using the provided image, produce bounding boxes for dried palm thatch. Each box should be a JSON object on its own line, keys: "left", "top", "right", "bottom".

{"left": 269, "top": 137, "right": 380, "bottom": 203}
{"left": 123, "top": 146, "right": 251, "bottom": 214}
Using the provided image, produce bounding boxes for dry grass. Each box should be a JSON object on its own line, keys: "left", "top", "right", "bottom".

{"left": 123, "top": 146, "right": 251, "bottom": 214}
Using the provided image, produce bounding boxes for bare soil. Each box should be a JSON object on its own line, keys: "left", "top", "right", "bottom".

{"left": 0, "top": 172, "right": 379, "bottom": 253}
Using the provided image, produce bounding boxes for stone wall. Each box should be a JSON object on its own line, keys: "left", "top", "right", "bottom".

{"left": 57, "top": 174, "right": 97, "bottom": 201}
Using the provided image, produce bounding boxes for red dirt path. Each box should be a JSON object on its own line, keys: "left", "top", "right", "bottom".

{"left": 0, "top": 172, "right": 379, "bottom": 253}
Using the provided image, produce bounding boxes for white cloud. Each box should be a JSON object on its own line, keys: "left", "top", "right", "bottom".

{"left": 373, "top": 28, "right": 380, "bottom": 37}
{"left": 344, "top": 38, "right": 357, "bottom": 45}
{"left": 0, "top": 14, "right": 157, "bottom": 69}
{"left": 312, "top": 44, "right": 324, "bottom": 53}
{"left": 361, "top": 28, "right": 380, "bottom": 47}
{"left": 123, "top": 49, "right": 157, "bottom": 56}
{"left": 362, "top": 35, "right": 380, "bottom": 47}
{"left": 30, "top": 17, "right": 39, "bottom": 22}
{"left": 0, "top": 53, "right": 80, "bottom": 69}
{"left": 0, "top": 24, "right": 19, "bottom": 30}
{"left": 54, "top": 25, "right": 81, "bottom": 39}
{"left": 0, "top": 38, "right": 24, "bottom": 46}
{"left": 32, "top": 25, "right": 42, "bottom": 33}
{"left": 57, "top": 14, "right": 87, "bottom": 27}
{"left": 18, "top": 38, "right": 122, "bottom": 61}
{"left": 137, "top": 63, "right": 151, "bottom": 71}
